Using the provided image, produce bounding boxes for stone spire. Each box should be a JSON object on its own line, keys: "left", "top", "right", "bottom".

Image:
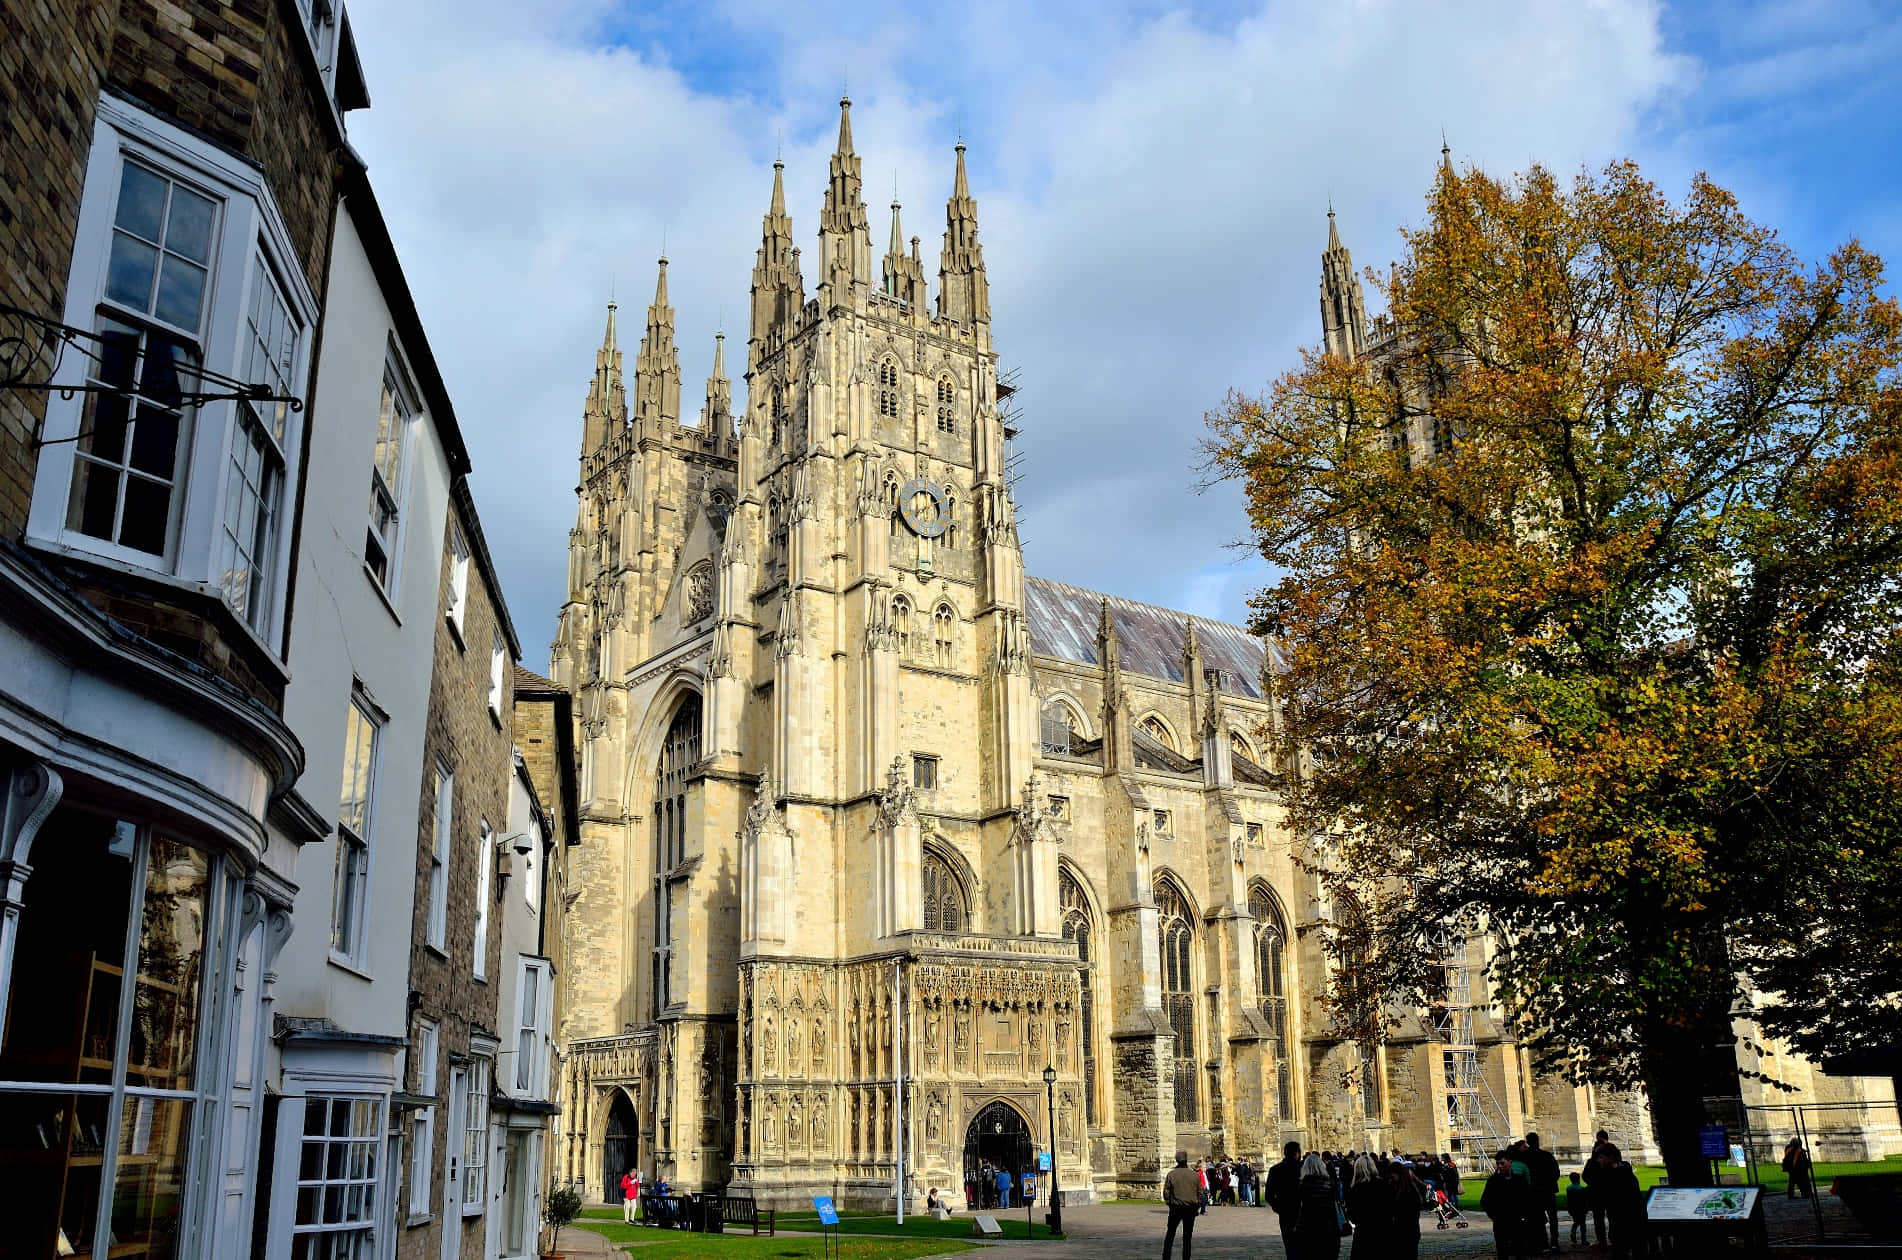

{"left": 581, "top": 299, "right": 627, "bottom": 455}
{"left": 882, "top": 188, "right": 926, "bottom": 307}
{"left": 1098, "top": 599, "right": 1133, "bottom": 773}
{"left": 750, "top": 160, "right": 803, "bottom": 349}
{"left": 819, "top": 95, "right": 872, "bottom": 298}
{"left": 700, "top": 331, "right": 732, "bottom": 435}
{"left": 937, "top": 142, "right": 989, "bottom": 324}
{"left": 634, "top": 256, "right": 681, "bottom": 433}
{"left": 1320, "top": 208, "right": 1367, "bottom": 362}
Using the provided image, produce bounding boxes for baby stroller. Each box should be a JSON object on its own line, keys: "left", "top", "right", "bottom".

{"left": 1431, "top": 1188, "right": 1470, "bottom": 1229}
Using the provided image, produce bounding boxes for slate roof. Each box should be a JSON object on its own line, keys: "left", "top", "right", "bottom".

{"left": 1024, "top": 575, "right": 1282, "bottom": 700}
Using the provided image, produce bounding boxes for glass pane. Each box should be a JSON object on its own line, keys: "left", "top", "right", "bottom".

{"left": 107, "top": 232, "right": 159, "bottom": 310}
{"left": 129, "top": 837, "right": 210, "bottom": 1089}
{"left": 109, "top": 1094, "right": 192, "bottom": 1260}
{"left": 119, "top": 474, "right": 171, "bottom": 554}
{"left": 164, "top": 186, "right": 216, "bottom": 264}
{"left": 68, "top": 457, "right": 122, "bottom": 540}
{"left": 115, "top": 163, "right": 168, "bottom": 240}
{"left": 93, "top": 321, "right": 141, "bottom": 391}
{"left": 128, "top": 403, "right": 181, "bottom": 478}
{"left": 0, "top": 810, "right": 135, "bottom": 1083}
{"left": 154, "top": 254, "right": 207, "bottom": 330}
{"left": 0, "top": 1090, "right": 112, "bottom": 1257}
{"left": 81, "top": 392, "right": 131, "bottom": 464}
{"left": 138, "top": 333, "right": 196, "bottom": 409}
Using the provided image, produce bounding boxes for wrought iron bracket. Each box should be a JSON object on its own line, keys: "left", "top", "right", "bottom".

{"left": 2, "top": 301, "right": 303, "bottom": 447}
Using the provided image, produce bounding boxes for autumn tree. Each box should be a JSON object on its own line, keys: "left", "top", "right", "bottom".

{"left": 1206, "top": 159, "right": 1902, "bottom": 1187}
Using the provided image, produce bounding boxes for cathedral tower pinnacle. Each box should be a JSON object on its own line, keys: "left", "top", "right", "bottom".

{"left": 1320, "top": 208, "right": 1367, "bottom": 362}
{"left": 882, "top": 188, "right": 926, "bottom": 307}
{"left": 937, "top": 142, "right": 989, "bottom": 324}
{"left": 701, "top": 331, "right": 732, "bottom": 433}
{"left": 750, "top": 161, "right": 804, "bottom": 353}
{"left": 819, "top": 95, "right": 872, "bottom": 298}
{"left": 582, "top": 299, "right": 627, "bottom": 456}
{"left": 634, "top": 256, "right": 682, "bottom": 433}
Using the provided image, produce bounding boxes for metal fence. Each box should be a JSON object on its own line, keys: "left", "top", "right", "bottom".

{"left": 1699, "top": 1093, "right": 1902, "bottom": 1247}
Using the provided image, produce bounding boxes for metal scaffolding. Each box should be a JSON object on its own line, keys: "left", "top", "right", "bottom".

{"left": 1430, "top": 927, "right": 1515, "bottom": 1168}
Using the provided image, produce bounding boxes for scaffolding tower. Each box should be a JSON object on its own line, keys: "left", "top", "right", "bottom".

{"left": 1430, "top": 927, "right": 1516, "bottom": 1169}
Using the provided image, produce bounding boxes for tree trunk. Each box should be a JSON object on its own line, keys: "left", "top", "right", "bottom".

{"left": 1643, "top": 1023, "right": 1739, "bottom": 1191}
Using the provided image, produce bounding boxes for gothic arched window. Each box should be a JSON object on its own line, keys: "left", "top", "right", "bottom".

{"left": 653, "top": 694, "right": 702, "bottom": 1017}
{"left": 1140, "top": 715, "right": 1175, "bottom": 752}
{"left": 1156, "top": 879, "right": 1197, "bottom": 1119}
{"left": 1332, "top": 892, "right": 1383, "bottom": 1118}
{"left": 1249, "top": 883, "right": 1292, "bottom": 1122}
{"left": 932, "top": 603, "right": 955, "bottom": 666}
{"left": 1061, "top": 868, "right": 1098, "bottom": 1125}
{"left": 1230, "top": 731, "right": 1255, "bottom": 765}
{"left": 891, "top": 595, "right": 912, "bottom": 655}
{"left": 935, "top": 377, "right": 956, "bottom": 433}
{"left": 877, "top": 360, "right": 901, "bottom": 418}
{"left": 922, "top": 850, "right": 967, "bottom": 932}
{"left": 1040, "top": 701, "right": 1078, "bottom": 757}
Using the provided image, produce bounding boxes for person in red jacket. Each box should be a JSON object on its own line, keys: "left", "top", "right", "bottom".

{"left": 621, "top": 1168, "right": 642, "bottom": 1223}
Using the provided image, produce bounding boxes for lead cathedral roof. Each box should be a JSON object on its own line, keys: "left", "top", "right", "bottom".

{"left": 1023, "top": 575, "right": 1283, "bottom": 700}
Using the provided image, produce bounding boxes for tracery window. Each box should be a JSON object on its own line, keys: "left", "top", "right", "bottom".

{"left": 932, "top": 603, "right": 955, "bottom": 666}
{"left": 1156, "top": 879, "right": 1198, "bottom": 1119}
{"left": 1230, "top": 731, "right": 1255, "bottom": 765}
{"left": 652, "top": 694, "right": 701, "bottom": 1016}
{"left": 1250, "top": 883, "right": 1292, "bottom": 1122}
{"left": 936, "top": 377, "right": 956, "bottom": 433}
{"left": 1061, "top": 868, "right": 1098, "bottom": 1125}
{"left": 1140, "top": 715, "right": 1175, "bottom": 751}
{"left": 877, "top": 360, "right": 901, "bottom": 418}
{"left": 922, "top": 850, "right": 967, "bottom": 932}
{"left": 891, "top": 595, "right": 912, "bottom": 654}
{"left": 1040, "top": 702, "right": 1077, "bottom": 757}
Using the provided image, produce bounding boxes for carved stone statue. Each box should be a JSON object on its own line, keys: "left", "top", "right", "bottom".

{"left": 811, "top": 1019, "right": 826, "bottom": 1070}
{"left": 787, "top": 1017, "right": 804, "bottom": 1076}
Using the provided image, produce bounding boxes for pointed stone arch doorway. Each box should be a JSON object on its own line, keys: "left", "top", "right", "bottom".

{"left": 962, "top": 1100, "right": 1032, "bottom": 1210}
{"left": 604, "top": 1092, "right": 638, "bottom": 1202}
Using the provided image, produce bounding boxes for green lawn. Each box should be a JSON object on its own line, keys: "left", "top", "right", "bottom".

{"left": 775, "top": 1211, "right": 1059, "bottom": 1240}
{"left": 575, "top": 1222, "right": 976, "bottom": 1260}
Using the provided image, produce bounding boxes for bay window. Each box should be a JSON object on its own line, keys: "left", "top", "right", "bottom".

{"left": 30, "top": 95, "right": 314, "bottom": 650}
{"left": 0, "top": 809, "right": 240, "bottom": 1260}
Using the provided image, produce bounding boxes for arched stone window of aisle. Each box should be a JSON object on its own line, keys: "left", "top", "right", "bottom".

{"left": 653, "top": 693, "right": 701, "bottom": 1017}
{"left": 1155, "top": 878, "right": 1197, "bottom": 1120}
{"left": 1332, "top": 891, "right": 1383, "bottom": 1120}
{"left": 1249, "top": 882, "right": 1292, "bottom": 1123}
{"left": 1230, "top": 731, "right": 1256, "bottom": 767}
{"left": 1040, "top": 701, "right": 1078, "bottom": 757}
{"left": 1059, "top": 868, "right": 1098, "bottom": 1125}
{"left": 891, "top": 595, "right": 912, "bottom": 655}
{"left": 922, "top": 849, "right": 968, "bottom": 932}
{"left": 932, "top": 603, "right": 955, "bottom": 666}
{"left": 1140, "top": 715, "right": 1175, "bottom": 752}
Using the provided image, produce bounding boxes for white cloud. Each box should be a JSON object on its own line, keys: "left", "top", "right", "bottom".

{"left": 341, "top": 0, "right": 1688, "bottom": 667}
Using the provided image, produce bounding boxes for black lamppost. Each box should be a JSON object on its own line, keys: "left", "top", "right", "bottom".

{"left": 1042, "top": 1065, "right": 1064, "bottom": 1238}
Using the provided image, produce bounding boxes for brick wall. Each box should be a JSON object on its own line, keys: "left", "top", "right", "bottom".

{"left": 399, "top": 493, "right": 514, "bottom": 1260}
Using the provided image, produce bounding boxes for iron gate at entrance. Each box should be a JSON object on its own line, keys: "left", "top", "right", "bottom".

{"left": 963, "top": 1101, "right": 1032, "bottom": 1210}
{"left": 603, "top": 1093, "right": 636, "bottom": 1202}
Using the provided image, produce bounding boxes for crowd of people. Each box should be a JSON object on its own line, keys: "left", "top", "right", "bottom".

{"left": 1158, "top": 1129, "right": 1662, "bottom": 1260}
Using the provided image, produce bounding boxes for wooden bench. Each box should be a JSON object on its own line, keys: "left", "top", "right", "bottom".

{"left": 639, "top": 1193, "right": 693, "bottom": 1228}
{"left": 722, "top": 1194, "right": 777, "bottom": 1236}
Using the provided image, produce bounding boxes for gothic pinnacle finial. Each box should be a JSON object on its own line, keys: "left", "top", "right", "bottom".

{"left": 952, "top": 139, "right": 970, "bottom": 200}
{"left": 712, "top": 330, "right": 726, "bottom": 377}
{"left": 837, "top": 92, "right": 854, "bottom": 155}
{"left": 1441, "top": 130, "right": 1453, "bottom": 177}
{"left": 1327, "top": 205, "right": 1342, "bottom": 251}
{"left": 602, "top": 298, "right": 618, "bottom": 350}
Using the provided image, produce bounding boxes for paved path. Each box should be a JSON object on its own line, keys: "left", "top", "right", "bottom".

{"left": 980, "top": 1203, "right": 1509, "bottom": 1260}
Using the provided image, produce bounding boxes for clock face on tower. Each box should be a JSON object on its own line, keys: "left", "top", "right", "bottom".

{"left": 899, "top": 478, "right": 950, "bottom": 538}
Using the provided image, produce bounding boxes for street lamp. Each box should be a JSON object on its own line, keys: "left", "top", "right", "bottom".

{"left": 1042, "top": 1065, "right": 1064, "bottom": 1238}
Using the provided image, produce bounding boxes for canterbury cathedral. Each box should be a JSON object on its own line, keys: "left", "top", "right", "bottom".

{"left": 543, "top": 103, "right": 1896, "bottom": 1209}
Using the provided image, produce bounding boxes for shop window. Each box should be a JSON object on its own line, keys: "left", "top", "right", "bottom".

{"left": 295, "top": 1095, "right": 384, "bottom": 1251}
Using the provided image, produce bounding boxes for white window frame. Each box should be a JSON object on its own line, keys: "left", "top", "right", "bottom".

{"left": 488, "top": 630, "right": 507, "bottom": 719}
{"left": 523, "top": 815, "right": 542, "bottom": 916}
{"left": 427, "top": 763, "right": 452, "bottom": 952}
{"left": 462, "top": 1058, "right": 490, "bottom": 1215}
{"left": 445, "top": 522, "right": 471, "bottom": 641}
{"left": 365, "top": 353, "right": 419, "bottom": 596}
{"left": 291, "top": 1094, "right": 387, "bottom": 1254}
{"left": 331, "top": 690, "right": 382, "bottom": 969}
{"left": 514, "top": 957, "right": 553, "bottom": 1096}
{"left": 410, "top": 1020, "right": 439, "bottom": 1220}
{"left": 28, "top": 94, "right": 315, "bottom": 654}
{"left": 473, "top": 820, "right": 493, "bottom": 980}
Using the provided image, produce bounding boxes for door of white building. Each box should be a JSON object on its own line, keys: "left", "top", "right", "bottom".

{"left": 443, "top": 1066, "right": 467, "bottom": 1260}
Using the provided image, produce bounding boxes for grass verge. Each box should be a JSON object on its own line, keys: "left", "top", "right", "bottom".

{"left": 575, "top": 1223, "right": 978, "bottom": 1259}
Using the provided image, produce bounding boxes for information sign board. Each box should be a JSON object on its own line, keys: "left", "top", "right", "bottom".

{"left": 1698, "top": 1124, "right": 1729, "bottom": 1158}
{"left": 1039, "top": 1151, "right": 1051, "bottom": 1171}
{"left": 812, "top": 1195, "right": 840, "bottom": 1226}
{"left": 1646, "top": 1186, "right": 1759, "bottom": 1221}
{"left": 973, "top": 1214, "right": 1003, "bottom": 1236}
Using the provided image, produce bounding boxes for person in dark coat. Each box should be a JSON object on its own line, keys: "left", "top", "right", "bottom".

{"left": 1523, "top": 1132, "right": 1561, "bottom": 1251}
{"left": 1294, "top": 1153, "right": 1344, "bottom": 1260}
{"left": 1346, "top": 1154, "right": 1390, "bottom": 1258}
{"left": 1386, "top": 1162, "right": 1425, "bottom": 1260}
{"left": 1266, "top": 1141, "right": 1305, "bottom": 1259}
{"left": 1583, "top": 1131, "right": 1614, "bottom": 1245}
{"left": 1593, "top": 1146, "right": 1645, "bottom": 1260}
{"left": 1162, "top": 1149, "right": 1203, "bottom": 1260}
{"left": 1481, "top": 1154, "right": 1534, "bottom": 1260}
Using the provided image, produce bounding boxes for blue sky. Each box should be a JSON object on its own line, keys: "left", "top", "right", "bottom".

{"left": 341, "top": 0, "right": 1901, "bottom": 668}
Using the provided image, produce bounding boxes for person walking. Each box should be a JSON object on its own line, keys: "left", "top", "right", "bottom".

{"left": 1163, "top": 1150, "right": 1203, "bottom": 1260}
{"left": 1783, "top": 1139, "right": 1814, "bottom": 1199}
{"left": 1583, "top": 1130, "right": 1613, "bottom": 1247}
{"left": 1482, "top": 1153, "right": 1534, "bottom": 1260}
{"left": 1346, "top": 1154, "right": 1391, "bottom": 1259}
{"left": 1293, "top": 1152, "right": 1345, "bottom": 1260}
{"left": 1267, "top": 1141, "right": 1305, "bottom": 1259}
{"left": 1592, "top": 1145, "right": 1645, "bottom": 1260}
{"left": 621, "top": 1168, "right": 641, "bottom": 1223}
{"left": 1386, "top": 1162, "right": 1425, "bottom": 1260}
{"left": 1524, "top": 1133, "right": 1561, "bottom": 1252}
